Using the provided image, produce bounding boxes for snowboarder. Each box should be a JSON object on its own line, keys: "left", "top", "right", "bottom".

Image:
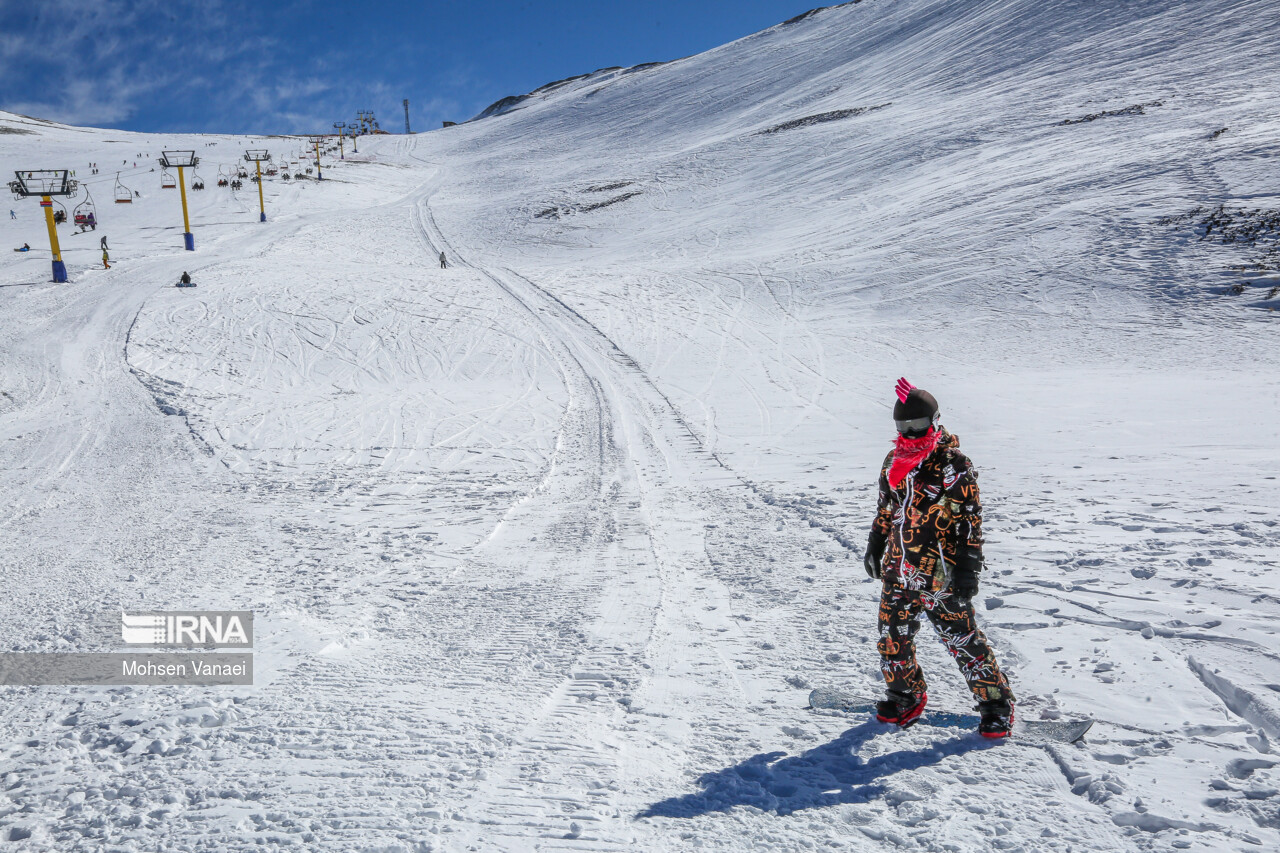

{"left": 864, "top": 378, "right": 1015, "bottom": 738}
{"left": 179, "top": 271, "right": 191, "bottom": 285}
{"left": 14, "top": 243, "right": 30, "bottom": 252}
{"left": 439, "top": 251, "right": 447, "bottom": 269}
{"left": 102, "top": 248, "right": 110, "bottom": 269}
{"left": 100, "top": 235, "right": 108, "bottom": 251}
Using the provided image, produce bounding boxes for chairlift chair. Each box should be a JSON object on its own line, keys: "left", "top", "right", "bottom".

{"left": 73, "top": 185, "right": 97, "bottom": 231}
{"left": 52, "top": 198, "right": 68, "bottom": 224}
{"left": 161, "top": 167, "right": 176, "bottom": 189}
{"left": 191, "top": 168, "right": 205, "bottom": 191}
{"left": 114, "top": 173, "right": 133, "bottom": 203}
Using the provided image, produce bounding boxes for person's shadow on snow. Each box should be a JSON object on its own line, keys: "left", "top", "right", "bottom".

{"left": 638, "top": 719, "right": 996, "bottom": 818}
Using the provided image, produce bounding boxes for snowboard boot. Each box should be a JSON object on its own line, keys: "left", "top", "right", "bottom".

{"left": 978, "top": 699, "right": 1015, "bottom": 739}
{"left": 876, "top": 690, "right": 928, "bottom": 728}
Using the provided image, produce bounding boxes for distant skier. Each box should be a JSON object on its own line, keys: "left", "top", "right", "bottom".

{"left": 8, "top": 209, "right": 14, "bottom": 220}
{"left": 102, "top": 248, "right": 110, "bottom": 269}
{"left": 100, "top": 235, "right": 108, "bottom": 251}
{"left": 863, "top": 378, "right": 1015, "bottom": 738}
{"left": 439, "top": 251, "right": 447, "bottom": 269}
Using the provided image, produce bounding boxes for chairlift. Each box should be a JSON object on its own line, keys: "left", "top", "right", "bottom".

{"left": 52, "top": 198, "right": 68, "bottom": 225}
{"left": 161, "top": 166, "right": 176, "bottom": 189}
{"left": 236, "top": 167, "right": 249, "bottom": 179}
{"left": 114, "top": 172, "right": 133, "bottom": 203}
{"left": 280, "top": 171, "right": 290, "bottom": 182}
{"left": 73, "top": 185, "right": 98, "bottom": 231}
{"left": 294, "top": 172, "right": 305, "bottom": 180}
{"left": 191, "top": 171, "right": 205, "bottom": 190}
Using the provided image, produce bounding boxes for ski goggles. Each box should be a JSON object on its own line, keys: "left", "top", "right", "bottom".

{"left": 895, "top": 415, "right": 934, "bottom": 437}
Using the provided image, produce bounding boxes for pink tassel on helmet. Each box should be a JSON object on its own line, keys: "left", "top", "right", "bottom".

{"left": 895, "top": 377, "right": 915, "bottom": 403}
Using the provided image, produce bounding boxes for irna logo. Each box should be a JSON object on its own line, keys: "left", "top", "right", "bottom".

{"left": 120, "top": 611, "right": 253, "bottom": 647}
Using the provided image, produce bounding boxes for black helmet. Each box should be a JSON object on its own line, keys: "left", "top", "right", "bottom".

{"left": 893, "top": 378, "right": 938, "bottom": 437}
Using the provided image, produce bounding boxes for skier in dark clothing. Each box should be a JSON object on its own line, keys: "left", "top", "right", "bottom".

{"left": 864, "top": 378, "right": 1015, "bottom": 737}
{"left": 439, "top": 251, "right": 447, "bottom": 269}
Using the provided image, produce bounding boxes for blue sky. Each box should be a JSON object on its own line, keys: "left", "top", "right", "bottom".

{"left": 0, "top": 0, "right": 824, "bottom": 134}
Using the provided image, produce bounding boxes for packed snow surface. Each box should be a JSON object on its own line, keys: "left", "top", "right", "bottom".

{"left": 2, "top": 0, "right": 1280, "bottom": 850}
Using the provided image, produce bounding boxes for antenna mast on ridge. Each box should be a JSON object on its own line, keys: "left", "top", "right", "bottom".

{"left": 403, "top": 99, "right": 410, "bottom": 134}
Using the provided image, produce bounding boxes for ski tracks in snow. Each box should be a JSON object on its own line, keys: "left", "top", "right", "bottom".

{"left": 408, "top": 188, "right": 1146, "bottom": 852}
{"left": 5, "top": 110, "right": 1278, "bottom": 849}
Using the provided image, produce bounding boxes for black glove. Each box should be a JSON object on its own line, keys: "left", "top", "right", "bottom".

{"left": 950, "top": 546, "right": 983, "bottom": 599}
{"left": 864, "top": 530, "right": 887, "bottom": 579}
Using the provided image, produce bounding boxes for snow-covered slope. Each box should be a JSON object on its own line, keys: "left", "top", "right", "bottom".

{"left": 2, "top": 0, "right": 1279, "bottom": 850}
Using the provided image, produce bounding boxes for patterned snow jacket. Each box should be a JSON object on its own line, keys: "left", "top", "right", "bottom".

{"left": 872, "top": 428, "right": 983, "bottom": 592}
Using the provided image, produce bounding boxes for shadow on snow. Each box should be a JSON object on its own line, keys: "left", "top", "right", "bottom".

{"left": 638, "top": 719, "right": 997, "bottom": 819}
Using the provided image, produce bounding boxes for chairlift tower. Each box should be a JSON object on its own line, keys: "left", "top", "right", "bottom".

{"left": 403, "top": 99, "right": 410, "bottom": 134}
{"left": 158, "top": 151, "right": 199, "bottom": 250}
{"left": 333, "top": 122, "right": 346, "bottom": 159}
{"left": 244, "top": 150, "right": 271, "bottom": 222}
{"left": 308, "top": 136, "right": 325, "bottom": 180}
{"left": 8, "top": 169, "right": 78, "bottom": 282}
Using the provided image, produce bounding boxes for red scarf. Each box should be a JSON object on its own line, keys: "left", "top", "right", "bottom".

{"left": 888, "top": 428, "right": 939, "bottom": 488}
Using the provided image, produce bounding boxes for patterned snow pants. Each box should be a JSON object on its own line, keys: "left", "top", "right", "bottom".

{"left": 877, "top": 584, "right": 1013, "bottom": 704}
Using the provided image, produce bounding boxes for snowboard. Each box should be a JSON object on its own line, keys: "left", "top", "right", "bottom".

{"left": 808, "top": 687, "right": 1094, "bottom": 744}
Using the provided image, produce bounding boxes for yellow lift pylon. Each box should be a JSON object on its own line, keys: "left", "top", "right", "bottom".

{"left": 244, "top": 149, "right": 271, "bottom": 222}
{"left": 159, "top": 151, "right": 200, "bottom": 250}
{"left": 8, "top": 169, "right": 77, "bottom": 282}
